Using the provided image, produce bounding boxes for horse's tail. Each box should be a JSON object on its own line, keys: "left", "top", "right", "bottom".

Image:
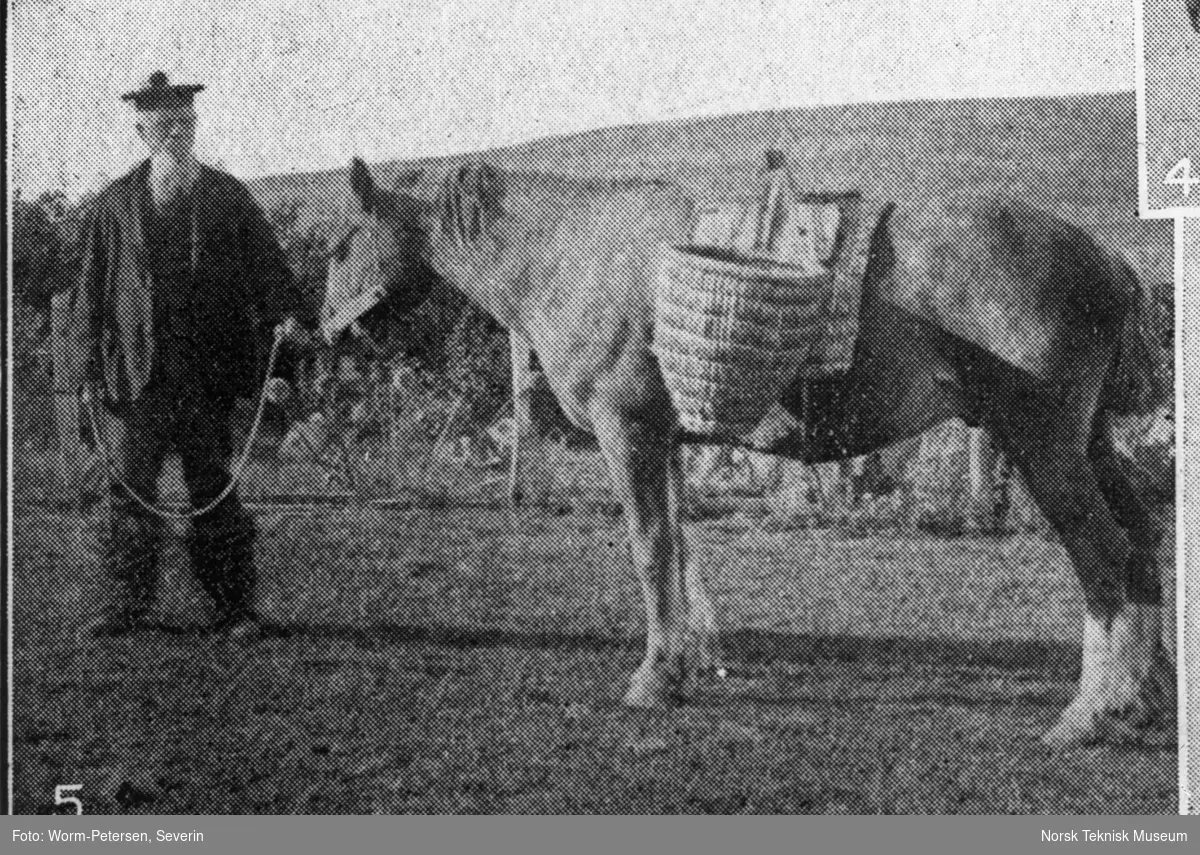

{"left": 1100, "top": 262, "right": 1168, "bottom": 417}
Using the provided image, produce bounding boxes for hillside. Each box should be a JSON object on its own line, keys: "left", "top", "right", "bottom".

{"left": 246, "top": 91, "right": 1172, "bottom": 284}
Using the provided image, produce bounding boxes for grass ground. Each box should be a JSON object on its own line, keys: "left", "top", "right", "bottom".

{"left": 8, "top": 90, "right": 1177, "bottom": 814}
{"left": 11, "top": 501, "right": 1177, "bottom": 815}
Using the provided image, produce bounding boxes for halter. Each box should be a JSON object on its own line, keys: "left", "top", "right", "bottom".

{"left": 320, "top": 219, "right": 391, "bottom": 344}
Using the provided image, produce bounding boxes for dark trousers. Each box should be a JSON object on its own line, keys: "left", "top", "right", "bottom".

{"left": 95, "top": 382, "right": 256, "bottom": 624}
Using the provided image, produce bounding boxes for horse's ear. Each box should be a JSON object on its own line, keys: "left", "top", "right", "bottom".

{"left": 349, "top": 157, "right": 378, "bottom": 214}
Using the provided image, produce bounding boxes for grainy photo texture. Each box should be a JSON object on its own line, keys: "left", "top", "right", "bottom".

{"left": 1184, "top": 217, "right": 1199, "bottom": 814}
{"left": 1137, "top": 0, "right": 1200, "bottom": 214}
{"left": 7, "top": 1, "right": 1182, "bottom": 815}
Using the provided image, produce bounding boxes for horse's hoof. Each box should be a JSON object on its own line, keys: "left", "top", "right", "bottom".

{"left": 1135, "top": 650, "right": 1178, "bottom": 724}
{"left": 623, "top": 688, "right": 670, "bottom": 710}
{"left": 693, "top": 654, "right": 724, "bottom": 682}
{"left": 1041, "top": 706, "right": 1098, "bottom": 750}
{"left": 1118, "top": 692, "right": 1162, "bottom": 730}
{"left": 1094, "top": 714, "right": 1142, "bottom": 745}
{"left": 623, "top": 666, "right": 676, "bottom": 709}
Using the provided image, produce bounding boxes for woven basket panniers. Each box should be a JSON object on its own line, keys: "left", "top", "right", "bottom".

{"left": 652, "top": 245, "right": 832, "bottom": 437}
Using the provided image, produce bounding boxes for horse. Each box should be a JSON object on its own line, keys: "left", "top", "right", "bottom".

{"left": 321, "top": 157, "right": 1173, "bottom": 748}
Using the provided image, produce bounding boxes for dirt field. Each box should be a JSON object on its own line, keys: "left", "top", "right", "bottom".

{"left": 9, "top": 92, "right": 1177, "bottom": 815}
{"left": 11, "top": 502, "right": 1177, "bottom": 814}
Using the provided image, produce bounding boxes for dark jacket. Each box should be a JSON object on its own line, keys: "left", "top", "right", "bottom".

{"left": 59, "top": 160, "right": 304, "bottom": 403}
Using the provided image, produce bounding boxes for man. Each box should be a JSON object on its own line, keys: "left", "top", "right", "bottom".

{"left": 62, "top": 71, "right": 310, "bottom": 641}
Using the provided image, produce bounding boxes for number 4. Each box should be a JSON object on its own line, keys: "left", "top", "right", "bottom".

{"left": 1164, "top": 158, "right": 1198, "bottom": 196}
{"left": 55, "top": 783, "right": 84, "bottom": 815}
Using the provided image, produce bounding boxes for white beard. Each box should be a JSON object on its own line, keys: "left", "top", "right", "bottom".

{"left": 149, "top": 153, "right": 200, "bottom": 208}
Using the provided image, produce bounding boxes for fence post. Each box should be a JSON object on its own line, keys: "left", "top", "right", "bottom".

{"left": 49, "top": 291, "right": 91, "bottom": 506}
{"left": 508, "top": 332, "right": 537, "bottom": 507}
{"left": 967, "top": 427, "right": 993, "bottom": 505}
{"left": 52, "top": 393, "right": 83, "bottom": 503}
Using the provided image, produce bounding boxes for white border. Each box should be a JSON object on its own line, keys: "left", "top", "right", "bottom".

{"left": 4, "top": 0, "right": 1189, "bottom": 819}
{"left": 5, "top": 33, "right": 14, "bottom": 812}
{"left": 1177, "top": 218, "right": 1188, "bottom": 814}
{"left": 1133, "top": 0, "right": 1200, "bottom": 218}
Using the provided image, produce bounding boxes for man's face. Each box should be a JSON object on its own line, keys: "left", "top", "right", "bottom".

{"left": 136, "top": 104, "right": 197, "bottom": 160}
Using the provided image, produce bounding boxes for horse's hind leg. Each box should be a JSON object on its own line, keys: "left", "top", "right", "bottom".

{"left": 1087, "top": 417, "right": 1176, "bottom": 719}
{"left": 1088, "top": 417, "right": 1164, "bottom": 605}
{"left": 988, "top": 401, "right": 1162, "bottom": 748}
{"left": 592, "top": 409, "right": 715, "bottom": 707}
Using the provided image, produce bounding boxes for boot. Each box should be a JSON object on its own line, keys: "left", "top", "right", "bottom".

{"left": 189, "top": 505, "right": 260, "bottom": 638}
{"left": 81, "top": 501, "right": 162, "bottom": 640}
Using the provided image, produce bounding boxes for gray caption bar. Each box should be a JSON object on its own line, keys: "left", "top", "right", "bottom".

{"left": 2, "top": 816, "right": 1196, "bottom": 855}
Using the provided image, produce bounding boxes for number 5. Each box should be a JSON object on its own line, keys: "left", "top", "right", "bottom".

{"left": 55, "top": 783, "right": 84, "bottom": 815}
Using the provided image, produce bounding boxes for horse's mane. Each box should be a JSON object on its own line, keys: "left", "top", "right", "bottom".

{"left": 435, "top": 162, "right": 674, "bottom": 247}
{"left": 438, "top": 162, "right": 506, "bottom": 248}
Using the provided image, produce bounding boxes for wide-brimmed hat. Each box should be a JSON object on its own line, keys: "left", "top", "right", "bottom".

{"left": 122, "top": 71, "right": 204, "bottom": 110}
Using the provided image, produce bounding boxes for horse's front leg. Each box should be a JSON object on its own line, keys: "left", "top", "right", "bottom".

{"left": 592, "top": 407, "right": 716, "bottom": 707}
{"left": 669, "top": 446, "right": 717, "bottom": 659}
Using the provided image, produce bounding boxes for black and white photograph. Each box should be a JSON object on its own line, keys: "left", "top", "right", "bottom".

{"left": 1135, "top": 0, "right": 1200, "bottom": 215}
{"left": 1182, "top": 217, "right": 1199, "bottom": 815}
{"left": 6, "top": 0, "right": 1186, "bottom": 821}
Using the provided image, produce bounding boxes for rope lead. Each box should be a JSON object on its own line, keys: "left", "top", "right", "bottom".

{"left": 83, "top": 330, "right": 285, "bottom": 520}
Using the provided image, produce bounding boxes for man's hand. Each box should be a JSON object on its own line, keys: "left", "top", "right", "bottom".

{"left": 264, "top": 377, "right": 293, "bottom": 405}
{"left": 274, "top": 317, "right": 314, "bottom": 349}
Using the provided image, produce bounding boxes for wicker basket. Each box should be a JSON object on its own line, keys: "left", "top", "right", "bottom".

{"left": 652, "top": 245, "right": 831, "bottom": 437}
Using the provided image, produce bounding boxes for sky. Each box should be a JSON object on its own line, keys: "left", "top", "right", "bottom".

{"left": 8, "top": 0, "right": 1139, "bottom": 198}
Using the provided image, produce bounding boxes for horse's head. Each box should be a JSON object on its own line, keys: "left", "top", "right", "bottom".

{"left": 320, "top": 158, "right": 432, "bottom": 346}
{"left": 321, "top": 157, "right": 513, "bottom": 347}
